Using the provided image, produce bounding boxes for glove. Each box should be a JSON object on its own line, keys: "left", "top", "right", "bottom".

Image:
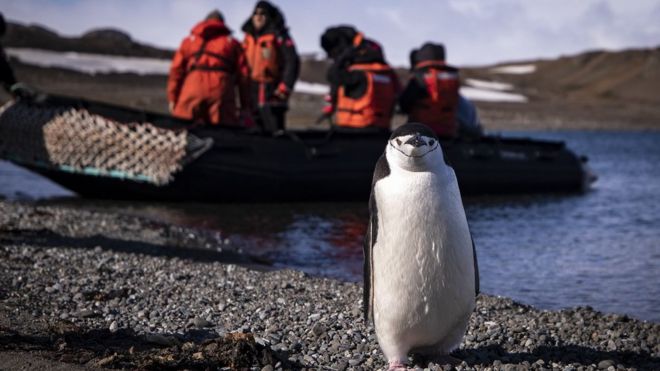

{"left": 273, "top": 82, "right": 290, "bottom": 100}
{"left": 316, "top": 98, "right": 335, "bottom": 124}
{"left": 321, "top": 94, "right": 334, "bottom": 115}
{"left": 322, "top": 104, "right": 334, "bottom": 115}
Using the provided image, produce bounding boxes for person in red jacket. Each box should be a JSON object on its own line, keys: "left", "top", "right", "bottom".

{"left": 168, "top": 10, "right": 251, "bottom": 126}
{"left": 320, "top": 26, "right": 400, "bottom": 131}
{"left": 242, "top": 1, "right": 300, "bottom": 133}
{"left": 399, "top": 42, "right": 470, "bottom": 138}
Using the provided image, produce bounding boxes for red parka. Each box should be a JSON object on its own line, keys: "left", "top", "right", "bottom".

{"left": 406, "top": 60, "right": 460, "bottom": 137}
{"left": 167, "top": 19, "right": 250, "bottom": 125}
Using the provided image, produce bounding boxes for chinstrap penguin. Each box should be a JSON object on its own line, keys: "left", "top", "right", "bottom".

{"left": 363, "top": 122, "right": 479, "bottom": 370}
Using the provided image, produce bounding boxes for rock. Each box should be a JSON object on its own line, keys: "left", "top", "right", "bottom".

{"left": 598, "top": 360, "right": 615, "bottom": 369}
{"left": 348, "top": 358, "right": 362, "bottom": 366}
{"left": 77, "top": 309, "right": 96, "bottom": 318}
{"left": 193, "top": 317, "right": 212, "bottom": 328}
{"left": 109, "top": 320, "right": 118, "bottom": 332}
{"left": 303, "top": 355, "right": 315, "bottom": 364}
{"left": 311, "top": 322, "right": 326, "bottom": 337}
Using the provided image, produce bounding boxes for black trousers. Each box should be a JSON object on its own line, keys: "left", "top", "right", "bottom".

{"left": 257, "top": 105, "right": 287, "bottom": 132}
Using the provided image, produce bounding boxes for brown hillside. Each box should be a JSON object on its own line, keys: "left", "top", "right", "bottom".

{"left": 4, "top": 21, "right": 173, "bottom": 59}
{"left": 464, "top": 48, "right": 660, "bottom": 106}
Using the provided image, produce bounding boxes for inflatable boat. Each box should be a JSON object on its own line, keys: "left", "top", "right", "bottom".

{"left": 0, "top": 94, "right": 595, "bottom": 202}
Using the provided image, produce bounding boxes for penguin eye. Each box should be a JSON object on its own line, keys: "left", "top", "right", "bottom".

{"left": 395, "top": 138, "right": 402, "bottom": 146}
{"left": 428, "top": 139, "right": 435, "bottom": 146}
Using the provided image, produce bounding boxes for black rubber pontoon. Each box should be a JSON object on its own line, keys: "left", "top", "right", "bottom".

{"left": 3, "top": 94, "right": 594, "bottom": 202}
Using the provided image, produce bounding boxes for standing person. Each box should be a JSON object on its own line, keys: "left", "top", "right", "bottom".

{"left": 242, "top": 1, "right": 300, "bottom": 133}
{"left": 319, "top": 26, "right": 400, "bottom": 131}
{"left": 168, "top": 10, "right": 251, "bottom": 126}
{"left": 399, "top": 42, "right": 482, "bottom": 137}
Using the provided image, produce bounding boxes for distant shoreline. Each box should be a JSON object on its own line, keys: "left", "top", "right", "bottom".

{"left": 2, "top": 60, "right": 660, "bottom": 131}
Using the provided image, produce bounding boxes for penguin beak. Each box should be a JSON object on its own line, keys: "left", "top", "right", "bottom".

{"left": 405, "top": 134, "right": 426, "bottom": 148}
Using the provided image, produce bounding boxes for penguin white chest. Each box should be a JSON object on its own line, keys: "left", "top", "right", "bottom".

{"left": 372, "top": 169, "right": 475, "bottom": 357}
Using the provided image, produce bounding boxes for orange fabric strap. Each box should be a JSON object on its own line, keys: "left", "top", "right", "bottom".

{"left": 414, "top": 60, "right": 446, "bottom": 70}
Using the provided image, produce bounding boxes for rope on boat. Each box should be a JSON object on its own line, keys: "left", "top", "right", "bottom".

{"left": 0, "top": 100, "right": 212, "bottom": 186}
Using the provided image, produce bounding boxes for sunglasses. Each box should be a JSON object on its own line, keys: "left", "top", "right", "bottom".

{"left": 253, "top": 10, "right": 267, "bottom": 16}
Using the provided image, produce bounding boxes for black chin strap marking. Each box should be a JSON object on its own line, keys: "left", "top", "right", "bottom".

{"left": 389, "top": 140, "right": 439, "bottom": 158}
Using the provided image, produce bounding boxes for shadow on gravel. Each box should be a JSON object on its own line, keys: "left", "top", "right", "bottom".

{"left": 0, "top": 228, "right": 272, "bottom": 268}
{"left": 1, "top": 324, "right": 302, "bottom": 369}
{"left": 456, "top": 344, "right": 660, "bottom": 369}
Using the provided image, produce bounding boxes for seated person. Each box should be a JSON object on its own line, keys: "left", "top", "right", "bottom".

{"left": 399, "top": 42, "right": 469, "bottom": 138}
{"left": 167, "top": 10, "right": 252, "bottom": 126}
{"left": 320, "top": 26, "right": 400, "bottom": 130}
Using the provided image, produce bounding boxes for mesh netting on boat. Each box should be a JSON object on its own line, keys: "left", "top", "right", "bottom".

{"left": 0, "top": 100, "right": 212, "bottom": 185}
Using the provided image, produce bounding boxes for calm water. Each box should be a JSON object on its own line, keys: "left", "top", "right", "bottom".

{"left": 1, "top": 131, "right": 659, "bottom": 322}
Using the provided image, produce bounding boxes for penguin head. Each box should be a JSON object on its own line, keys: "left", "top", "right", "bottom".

{"left": 386, "top": 123, "right": 444, "bottom": 171}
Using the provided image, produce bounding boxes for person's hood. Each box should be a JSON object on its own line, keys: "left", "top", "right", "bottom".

{"left": 191, "top": 19, "right": 231, "bottom": 39}
{"left": 320, "top": 25, "right": 358, "bottom": 56}
{"left": 241, "top": 1, "right": 287, "bottom": 36}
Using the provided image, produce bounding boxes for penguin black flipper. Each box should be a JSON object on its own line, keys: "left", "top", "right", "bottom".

{"left": 472, "top": 237, "right": 480, "bottom": 296}
{"left": 364, "top": 154, "right": 390, "bottom": 323}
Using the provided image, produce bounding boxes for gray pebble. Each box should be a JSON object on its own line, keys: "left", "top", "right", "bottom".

{"left": 193, "top": 317, "right": 213, "bottom": 328}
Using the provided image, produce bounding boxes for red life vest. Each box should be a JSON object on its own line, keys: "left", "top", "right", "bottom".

{"left": 408, "top": 60, "right": 460, "bottom": 137}
{"left": 336, "top": 63, "right": 398, "bottom": 129}
{"left": 243, "top": 33, "right": 280, "bottom": 83}
{"left": 168, "top": 19, "right": 244, "bottom": 125}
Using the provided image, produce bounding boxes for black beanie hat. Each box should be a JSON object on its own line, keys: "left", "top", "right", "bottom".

{"left": 320, "top": 26, "right": 357, "bottom": 56}
{"left": 411, "top": 42, "right": 446, "bottom": 67}
{"left": 205, "top": 9, "right": 224, "bottom": 21}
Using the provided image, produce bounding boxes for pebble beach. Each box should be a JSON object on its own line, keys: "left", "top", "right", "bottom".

{"left": 1, "top": 200, "right": 658, "bottom": 370}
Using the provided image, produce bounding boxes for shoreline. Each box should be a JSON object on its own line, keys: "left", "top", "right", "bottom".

{"left": 1, "top": 200, "right": 658, "bottom": 370}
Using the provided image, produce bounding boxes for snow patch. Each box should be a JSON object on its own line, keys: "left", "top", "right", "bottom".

{"left": 294, "top": 81, "right": 329, "bottom": 95}
{"left": 465, "top": 78, "right": 513, "bottom": 91}
{"left": 7, "top": 48, "right": 171, "bottom": 75}
{"left": 460, "top": 86, "right": 527, "bottom": 103}
{"left": 490, "top": 64, "right": 536, "bottom": 74}
{"left": 6, "top": 48, "right": 527, "bottom": 102}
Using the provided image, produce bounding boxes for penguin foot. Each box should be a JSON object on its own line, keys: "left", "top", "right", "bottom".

{"left": 387, "top": 360, "right": 409, "bottom": 370}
